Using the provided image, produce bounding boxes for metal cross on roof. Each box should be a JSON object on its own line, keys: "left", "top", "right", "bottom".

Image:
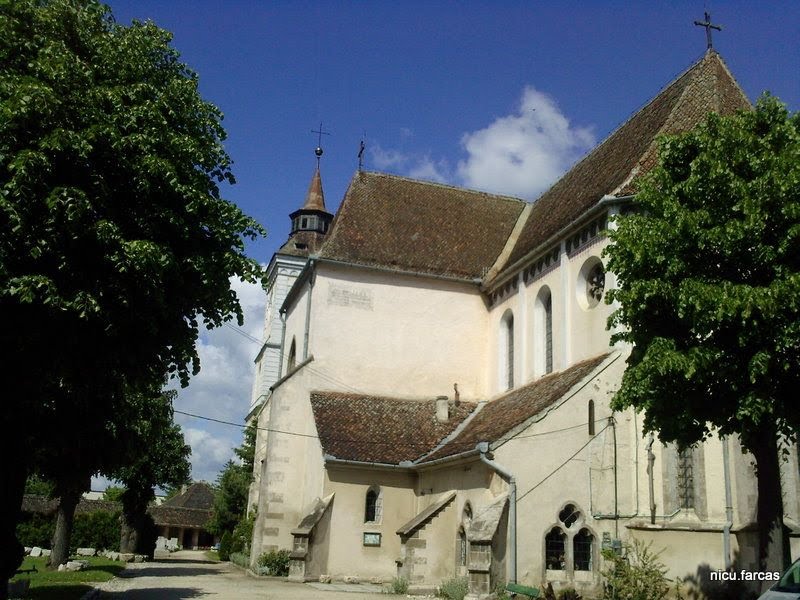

{"left": 694, "top": 11, "right": 722, "bottom": 50}
{"left": 311, "top": 122, "right": 331, "bottom": 165}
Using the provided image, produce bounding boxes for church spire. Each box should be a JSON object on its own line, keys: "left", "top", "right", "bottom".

{"left": 282, "top": 143, "right": 334, "bottom": 256}
{"left": 302, "top": 167, "right": 327, "bottom": 212}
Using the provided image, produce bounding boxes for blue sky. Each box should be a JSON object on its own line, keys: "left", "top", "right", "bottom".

{"left": 99, "top": 1, "right": 800, "bottom": 485}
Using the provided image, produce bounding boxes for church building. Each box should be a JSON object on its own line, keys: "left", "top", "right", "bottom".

{"left": 245, "top": 51, "right": 800, "bottom": 597}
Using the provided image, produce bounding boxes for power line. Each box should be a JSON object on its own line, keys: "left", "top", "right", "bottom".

{"left": 516, "top": 423, "right": 610, "bottom": 504}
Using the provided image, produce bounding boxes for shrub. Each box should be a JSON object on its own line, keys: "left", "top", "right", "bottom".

{"left": 16, "top": 513, "right": 54, "bottom": 548}
{"left": 602, "top": 539, "right": 670, "bottom": 600}
{"left": 438, "top": 576, "right": 469, "bottom": 600}
{"left": 557, "top": 588, "right": 582, "bottom": 600}
{"left": 71, "top": 510, "right": 122, "bottom": 551}
{"left": 230, "top": 512, "right": 255, "bottom": 555}
{"left": 229, "top": 551, "right": 250, "bottom": 569}
{"left": 218, "top": 531, "right": 233, "bottom": 561}
{"left": 390, "top": 576, "right": 409, "bottom": 594}
{"left": 258, "top": 549, "right": 290, "bottom": 576}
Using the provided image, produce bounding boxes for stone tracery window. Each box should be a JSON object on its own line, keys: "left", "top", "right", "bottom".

{"left": 573, "top": 528, "right": 593, "bottom": 571}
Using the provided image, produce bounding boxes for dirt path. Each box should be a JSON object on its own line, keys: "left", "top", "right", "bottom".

{"left": 95, "top": 550, "right": 393, "bottom": 599}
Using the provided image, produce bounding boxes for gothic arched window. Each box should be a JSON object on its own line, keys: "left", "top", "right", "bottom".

{"left": 499, "top": 310, "right": 514, "bottom": 390}
{"left": 287, "top": 337, "right": 297, "bottom": 371}
{"left": 545, "top": 527, "right": 566, "bottom": 570}
{"left": 364, "top": 486, "right": 382, "bottom": 523}
{"left": 573, "top": 528, "right": 593, "bottom": 571}
{"left": 534, "top": 287, "right": 553, "bottom": 376}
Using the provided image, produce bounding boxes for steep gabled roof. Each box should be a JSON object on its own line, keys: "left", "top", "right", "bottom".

{"left": 419, "top": 354, "right": 610, "bottom": 463}
{"left": 160, "top": 482, "right": 214, "bottom": 511}
{"left": 317, "top": 171, "right": 526, "bottom": 280}
{"left": 499, "top": 51, "right": 751, "bottom": 276}
{"left": 310, "top": 391, "right": 477, "bottom": 465}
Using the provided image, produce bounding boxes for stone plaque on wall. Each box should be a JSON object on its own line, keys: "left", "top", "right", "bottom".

{"left": 327, "top": 283, "right": 373, "bottom": 310}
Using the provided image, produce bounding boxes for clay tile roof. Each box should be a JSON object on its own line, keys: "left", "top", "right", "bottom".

{"left": 318, "top": 171, "right": 526, "bottom": 280}
{"left": 502, "top": 51, "right": 751, "bottom": 272}
{"left": 20, "top": 495, "right": 121, "bottom": 515}
{"left": 302, "top": 168, "right": 327, "bottom": 212}
{"left": 310, "top": 391, "right": 477, "bottom": 465}
{"left": 160, "top": 482, "right": 215, "bottom": 511}
{"left": 277, "top": 229, "right": 327, "bottom": 257}
{"left": 420, "top": 354, "right": 609, "bottom": 463}
{"left": 150, "top": 506, "right": 212, "bottom": 529}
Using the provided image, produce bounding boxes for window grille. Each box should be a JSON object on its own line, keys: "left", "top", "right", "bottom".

{"left": 677, "top": 447, "right": 695, "bottom": 509}
{"left": 573, "top": 529, "right": 593, "bottom": 571}
{"left": 545, "top": 527, "right": 566, "bottom": 570}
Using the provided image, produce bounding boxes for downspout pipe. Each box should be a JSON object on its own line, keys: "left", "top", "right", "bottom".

{"left": 477, "top": 442, "right": 516, "bottom": 585}
{"left": 646, "top": 434, "right": 656, "bottom": 525}
{"left": 722, "top": 436, "right": 734, "bottom": 570}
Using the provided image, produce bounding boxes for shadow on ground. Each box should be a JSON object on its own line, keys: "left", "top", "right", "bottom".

{"left": 117, "top": 565, "right": 219, "bottom": 578}
{"left": 99, "top": 588, "right": 207, "bottom": 599}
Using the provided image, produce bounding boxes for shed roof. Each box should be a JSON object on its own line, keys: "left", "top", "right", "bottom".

{"left": 311, "top": 391, "right": 476, "bottom": 465}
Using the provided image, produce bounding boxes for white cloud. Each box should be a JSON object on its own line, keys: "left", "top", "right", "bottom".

{"left": 183, "top": 428, "right": 236, "bottom": 483}
{"left": 170, "top": 277, "right": 266, "bottom": 482}
{"left": 456, "top": 86, "right": 595, "bottom": 199}
{"left": 370, "top": 144, "right": 449, "bottom": 184}
{"left": 373, "top": 86, "right": 594, "bottom": 199}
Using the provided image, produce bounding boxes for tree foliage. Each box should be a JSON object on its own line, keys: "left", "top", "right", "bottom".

{"left": 605, "top": 95, "right": 800, "bottom": 573}
{"left": 0, "top": 0, "right": 264, "bottom": 584}
{"left": 206, "top": 460, "right": 250, "bottom": 538}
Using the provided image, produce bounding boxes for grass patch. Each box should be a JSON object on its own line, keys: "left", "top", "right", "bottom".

{"left": 205, "top": 550, "right": 220, "bottom": 562}
{"left": 10, "top": 555, "right": 126, "bottom": 599}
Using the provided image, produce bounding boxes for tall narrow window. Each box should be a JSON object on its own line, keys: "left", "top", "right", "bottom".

{"left": 458, "top": 527, "right": 467, "bottom": 567}
{"left": 499, "top": 310, "right": 514, "bottom": 391}
{"left": 287, "top": 337, "right": 297, "bottom": 371}
{"left": 545, "top": 527, "right": 566, "bottom": 570}
{"left": 588, "top": 400, "right": 595, "bottom": 436}
{"left": 544, "top": 293, "right": 553, "bottom": 374}
{"left": 573, "top": 529, "right": 594, "bottom": 571}
{"left": 364, "top": 486, "right": 382, "bottom": 522}
{"left": 677, "top": 447, "right": 695, "bottom": 509}
{"left": 534, "top": 287, "right": 554, "bottom": 377}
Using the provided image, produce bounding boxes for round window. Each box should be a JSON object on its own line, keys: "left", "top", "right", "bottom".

{"left": 577, "top": 258, "right": 605, "bottom": 310}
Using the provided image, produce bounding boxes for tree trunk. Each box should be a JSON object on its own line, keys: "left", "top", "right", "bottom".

{"left": 48, "top": 487, "right": 81, "bottom": 568}
{"left": 120, "top": 518, "right": 139, "bottom": 554}
{"left": 0, "top": 432, "right": 28, "bottom": 600}
{"left": 751, "top": 427, "right": 790, "bottom": 592}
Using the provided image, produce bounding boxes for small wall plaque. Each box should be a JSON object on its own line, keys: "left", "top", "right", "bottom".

{"left": 363, "top": 532, "right": 381, "bottom": 547}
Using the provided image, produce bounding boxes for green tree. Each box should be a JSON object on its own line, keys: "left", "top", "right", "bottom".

{"left": 108, "top": 387, "right": 191, "bottom": 556}
{"left": 206, "top": 460, "right": 251, "bottom": 539}
{"left": 605, "top": 95, "right": 800, "bottom": 578}
{"left": 0, "top": 0, "right": 264, "bottom": 589}
{"left": 103, "top": 487, "right": 126, "bottom": 503}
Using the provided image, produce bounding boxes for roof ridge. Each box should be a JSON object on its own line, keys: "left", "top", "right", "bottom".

{"left": 356, "top": 170, "right": 527, "bottom": 204}
{"left": 525, "top": 50, "right": 709, "bottom": 207}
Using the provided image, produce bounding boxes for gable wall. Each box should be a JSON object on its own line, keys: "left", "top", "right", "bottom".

{"left": 305, "top": 262, "right": 491, "bottom": 399}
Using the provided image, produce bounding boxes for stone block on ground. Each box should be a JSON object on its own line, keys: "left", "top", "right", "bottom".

{"left": 24, "top": 547, "right": 31, "bottom": 555}
{"left": 58, "top": 563, "right": 66, "bottom": 572}
{"left": 66, "top": 560, "right": 87, "bottom": 571}
{"left": 29, "top": 546, "right": 42, "bottom": 557}
{"left": 119, "top": 553, "right": 135, "bottom": 563}
{"left": 76, "top": 547, "right": 96, "bottom": 556}
{"left": 319, "top": 574, "right": 331, "bottom": 583}
{"left": 343, "top": 575, "right": 360, "bottom": 584}
{"left": 133, "top": 554, "right": 146, "bottom": 563}
{"left": 41, "top": 549, "right": 51, "bottom": 556}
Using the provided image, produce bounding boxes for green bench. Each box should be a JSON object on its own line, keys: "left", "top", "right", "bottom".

{"left": 506, "top": 582, "right": 540, "bottom": 598}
